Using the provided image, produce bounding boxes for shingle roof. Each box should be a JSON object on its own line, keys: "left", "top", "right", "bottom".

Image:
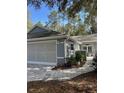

{"left": 27, "top": 24, "right": 61, "bottom": 39}
{"left": 71, "top": 34, "right": 97, "bottom": 43}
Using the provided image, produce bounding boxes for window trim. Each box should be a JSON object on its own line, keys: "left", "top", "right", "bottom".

{"left": 82, "top": 45, "right": 93, "bottom": 53}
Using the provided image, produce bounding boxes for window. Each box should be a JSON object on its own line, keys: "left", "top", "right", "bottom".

{"left": 82, "top": 45, "right": 92, "bottom": 53}
{"left": 88, "top": 46, "right": 92, "bottom": 53}
{"left": 83, "top": 46, "right": 87, "bottom": 51}
{"left": 70, "top": 44, "right": 74, "bottom": 50}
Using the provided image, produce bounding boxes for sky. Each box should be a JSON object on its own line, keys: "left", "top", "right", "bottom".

{"left": 28, "top": 4, "right": 57, "bottom": 25}
{"left": 28, "top": 4, "right": 86, "bottom": 26}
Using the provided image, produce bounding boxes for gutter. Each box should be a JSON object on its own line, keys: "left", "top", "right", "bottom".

{"left": 27, "top": 35, "right": 68, "bottom": 42}
{"left": 81, "top": 40, "right": 97, "bottom": 43}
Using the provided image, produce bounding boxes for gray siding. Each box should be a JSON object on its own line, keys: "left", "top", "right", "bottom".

{"left": 57, "top": 39, "right": 65, "bottom": 57}
{"left": 56, "top": 39, "right": 66, "bottom": 66}
{"left": 57, "top": 43, "right": 65, "bottom": 57}
{"left": 57, "top": 59, "right": 66, "bottom": 66}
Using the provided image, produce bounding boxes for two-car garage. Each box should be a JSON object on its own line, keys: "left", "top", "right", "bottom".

{"left": 27, "top": 40, "right": 57, "bottom": 65}
{"left": 27, "top": 25, "right": 68, "bottom": 66}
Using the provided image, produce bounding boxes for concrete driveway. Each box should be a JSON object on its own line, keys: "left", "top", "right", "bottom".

{"left": 27, "top": 60, "right": 95, "bottom": 82}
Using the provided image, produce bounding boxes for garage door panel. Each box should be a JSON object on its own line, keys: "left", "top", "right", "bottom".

{"left": 27, "top": 40, "right": 56, "bottom": 63}
{"left": 27, "top": 45, "right": 36, "bottom": 61}
{"left": 46, "top": 53, "right": 56, "bottom": 62}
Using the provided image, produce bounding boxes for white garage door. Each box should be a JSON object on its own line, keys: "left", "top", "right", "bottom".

{"left": 27, "top": 40, "right": 56, "bottom": 64}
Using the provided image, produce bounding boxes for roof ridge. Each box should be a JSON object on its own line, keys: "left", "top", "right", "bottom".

{"left": 28, "top": 22, "right": 62, "bottom": 34}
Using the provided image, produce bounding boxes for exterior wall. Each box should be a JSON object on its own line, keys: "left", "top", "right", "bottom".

{"left": 91, "top": 42, "right": 97, "bottom": 54}
{"left": 81, "top": 42, "right": 97, "bottom": 57}
{"left": 74, "top": 42, "right": 80, "bottom": 51}
{"left": 27, "top": 38, "right": 75, "bottom": 66}
{"left": 56, "top": 39, "right": 76, "bottom": 65}
{"left": 57, "top": 59, "right": 66, "bottom": 66}
{"left": 65, "top": 40, "right": 75, "bottom": 58}
{"left": 27, "top": 35, "right": 97, "bottom": 65}
{"left": 57, "top": 39, "right": 65, "bottom": 57}
{"left": 56, "top": 39, "right": 66, "bottom": 65}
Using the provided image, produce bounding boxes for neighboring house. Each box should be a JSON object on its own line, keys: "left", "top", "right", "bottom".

{"left": 27, "top": 24, "right": 97, "bottom": 66}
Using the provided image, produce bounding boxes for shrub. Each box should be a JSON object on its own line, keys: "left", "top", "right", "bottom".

{"left": 81, "top": 51, "right": 86, "bottom": 61}
{"left": 75, "top": 51, "right": 83, "bottom": 62}
{"left": 66, "top": 51, "right": 86, "bottom": 67}
{"left": 66, "top": 55, "right": 77, "bottom": 66}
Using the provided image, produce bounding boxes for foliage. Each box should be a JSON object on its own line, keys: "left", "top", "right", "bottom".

{"left": 66, "top": 51, "right": 86, "bottom": 66}
{"left": 27, "top": 10, "right": 33, "bottom": 32}
{"left": 75, "top": 51, "right": 83, "bottom": 62}
{"left": 27, "top": 0, "right": 97, "bottom": 33}
{"left": 46, "top": 10, "right": 87, "bottom": 35}
{"left": 47, "top": 10, "right": 68, "bottom": 33}
{"left": 66, "top": 55, "right": 77, "bottom": 66}
{"left": 81, "top": 51, "right": 87, "bottom": 61}
{"left": 47, "top": 10, "right": 60, "bottom": 31}
{"left": 67, "top": 14, "right": 86, "bottom": 36}
{"left": 27, "top": 0, "right": 96, "bottom": 17}
{"left": 75, "top": 51, "right": 87, "bottom": 62}
{"left": 27, "top": 20, "right": 33, "bottom": 32}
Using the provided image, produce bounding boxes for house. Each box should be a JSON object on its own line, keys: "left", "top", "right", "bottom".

{"left": 27, "top": 24, "right": 97, "bottom": 66}
{"left": 72, "top": 34, "right": 97, "bottom": 60}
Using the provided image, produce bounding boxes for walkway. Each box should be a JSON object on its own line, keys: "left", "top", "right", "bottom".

{"left": 27, "top": 60, "right": 95, "bottom": 81}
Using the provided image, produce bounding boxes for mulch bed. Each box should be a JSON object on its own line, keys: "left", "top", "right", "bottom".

{"left": 52, "top": 61, "right": 86, "bottom": 70}
{"left": 27, "top": 71, "right": 97, "bottom": 93}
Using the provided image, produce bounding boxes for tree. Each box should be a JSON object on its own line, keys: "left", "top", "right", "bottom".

{"left": 27, "top": 0, "right": 97, "bottom": 33}
{"left": 64, "top": 23, "right": 73, "bottom": 35}
{"left": 47, "top": 10, "right": 67, "bottom": 34}
{"left": 47, "top": 11, "right": 88, "bottom": 36}
{"left": 65, "top": 14, "right": 88, "bottom": 36}
{"left": 47, "top": 10, "right": 61, "bottom": 31}
{"left": 27, "top": 10, "right": 33, "bottom": 32}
